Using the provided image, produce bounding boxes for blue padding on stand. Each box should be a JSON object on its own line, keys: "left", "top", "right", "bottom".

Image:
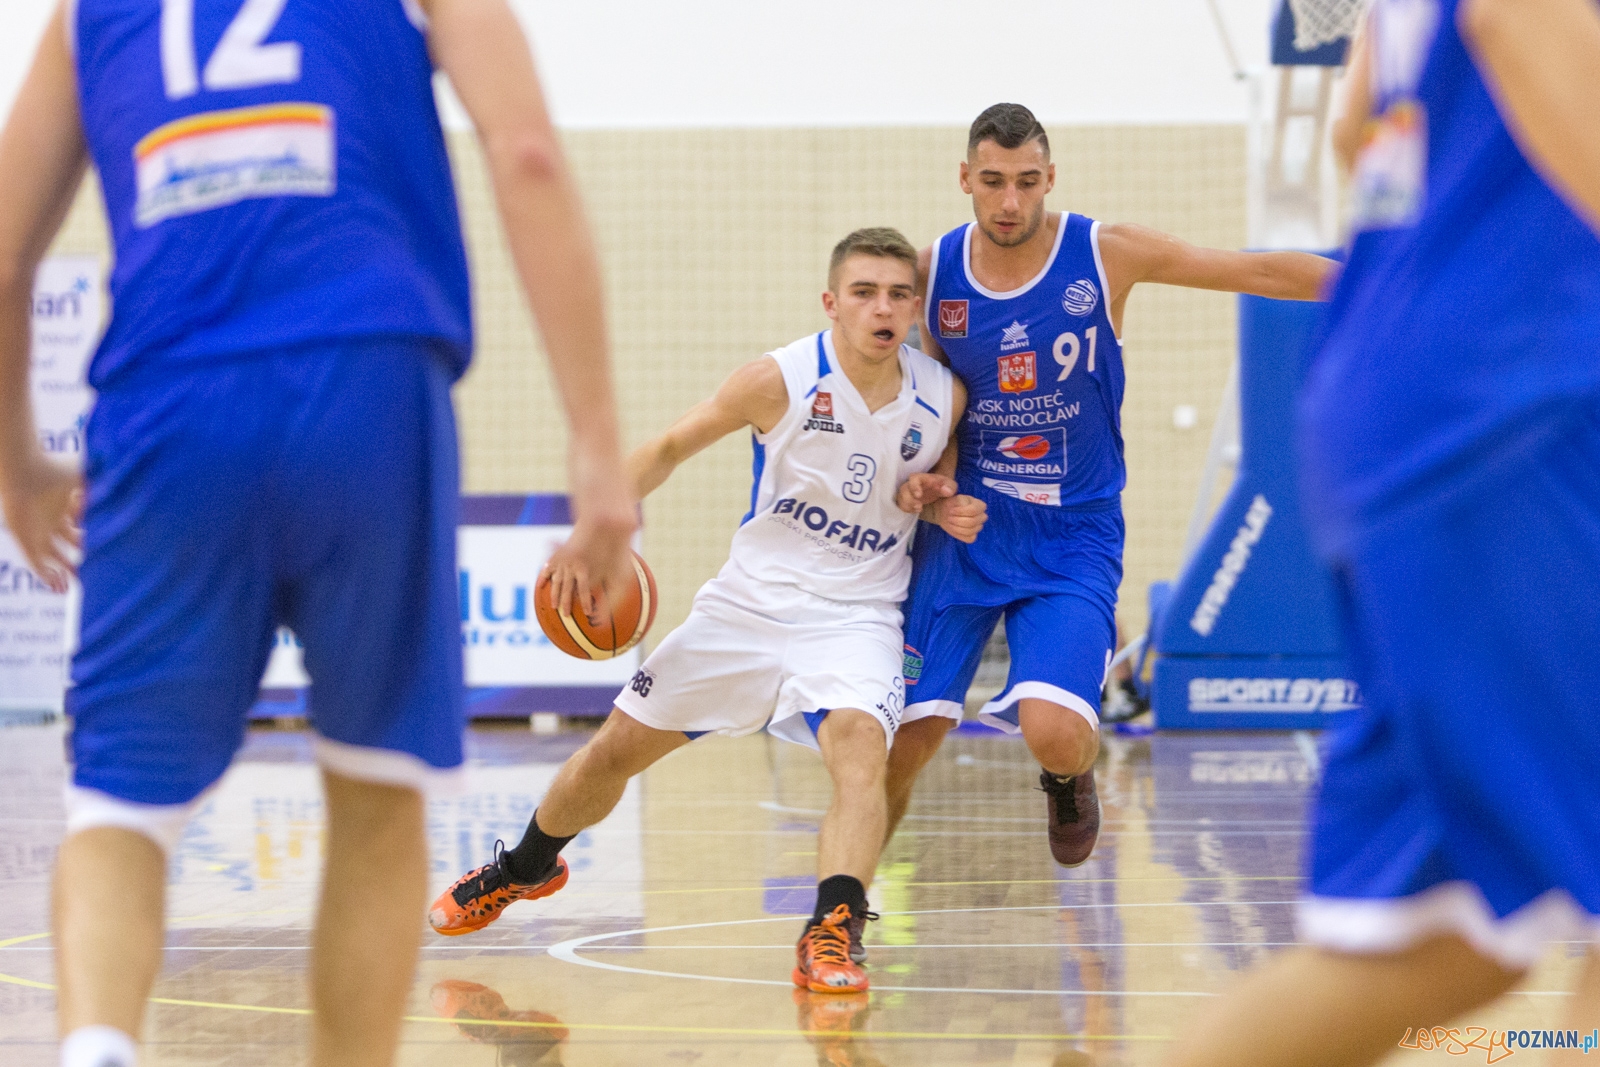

{"left": 1150, "top": 288, "right": 1361, "bottom": 729}
{"left": 1155, "top": 296, "right": 1345, "bottom": 658}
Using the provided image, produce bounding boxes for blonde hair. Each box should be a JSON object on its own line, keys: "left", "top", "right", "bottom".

{"left": 828, "top": 227, "right": 917, "bottom": 290}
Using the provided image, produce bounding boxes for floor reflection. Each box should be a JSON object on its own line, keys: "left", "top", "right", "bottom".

{"left": 0, "top": 719, "right": 1581, "bottom": 1066}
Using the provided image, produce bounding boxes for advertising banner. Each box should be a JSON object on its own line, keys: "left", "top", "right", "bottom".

{"left": 0, "top": 257, "right": 101, "bottom": 715}
{"left": 258, "top": 495, "right": 638, "bottom": 718}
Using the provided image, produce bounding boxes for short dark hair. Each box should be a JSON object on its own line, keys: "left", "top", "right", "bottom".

{"left": 828, "top": 226, "right": 917, "bottom": 289}
{"left": 967, "top": 103, "right": 1049, "bottom": 156}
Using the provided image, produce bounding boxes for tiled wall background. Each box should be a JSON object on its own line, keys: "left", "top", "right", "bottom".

{"left": 50, "top": 123, "right": 1245, "bottom": 644}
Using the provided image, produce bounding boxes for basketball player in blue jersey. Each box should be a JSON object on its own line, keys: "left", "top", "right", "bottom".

{"left": 0, "top": 2, "right": 635, "bottom": 1066}
{"left": 1169, "top": 3, "right": 1600, "bottom": 1063}
{"left": 888, "top": 103, "right": 1338, "bottom": 867}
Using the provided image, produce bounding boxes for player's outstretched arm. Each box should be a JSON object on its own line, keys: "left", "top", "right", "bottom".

{"left": 428, "top": 0, "right": 635, "bottom": 611}
{"left": 1460, "top": 0, "right": 1600, "bottom": 234}
{"left": 0, "top": 2, "right": 87, "bottom": 594}
{"left": 628, "top": 357, "right": 789, "bottom": 500}
{"left": 1096, "top": 225, "right": 1338, "bottom": 334}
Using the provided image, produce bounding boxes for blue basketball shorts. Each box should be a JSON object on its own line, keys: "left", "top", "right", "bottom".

{"left": 1301, "top": 411, "right": 1600, "bottom": 969}
{"left": 900, "top": 491, "right": 1123, "bottom": 733}
{"left": 68, "top": 339, "right": 466, "bottom": 807}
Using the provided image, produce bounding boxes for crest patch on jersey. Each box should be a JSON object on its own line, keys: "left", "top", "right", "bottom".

{"left": 901, "top": 424, "right": 924, "bottom": 461}
{"left": 997, "top": 351, "right": 1037, "bottom": 393}
{"left": 812, "top": 392, "right": 833, "bottom": 417}
{"left": 1062, "top": 279, "right": 1099, "bottom": 317}
{"left": 938, "top": 300, "right": 968, "bottom": 338}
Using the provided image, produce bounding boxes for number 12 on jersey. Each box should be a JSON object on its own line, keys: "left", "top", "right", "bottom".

{"left": 161, "top": 0, "right": 302, "bottom": 100}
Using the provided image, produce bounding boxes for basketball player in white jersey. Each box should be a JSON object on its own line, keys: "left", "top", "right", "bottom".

{"left": 429, "top": 228, "right": 983, "bottom": 994}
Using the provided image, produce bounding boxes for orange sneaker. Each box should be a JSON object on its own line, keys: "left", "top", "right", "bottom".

{"left": 428, "top": 841, "right": 568, "bottom": 936}
{"left": 429, "top": 979, "right": 568, "bottom": 1060}
{"left": 793, "top": 987, "right": 882, "bottom": 1067}
{"left": 793, "top": 904, "right": 869, "bottom": 993}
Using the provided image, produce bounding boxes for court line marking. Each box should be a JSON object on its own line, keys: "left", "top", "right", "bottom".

{"left": 0, "top": 974, "right": 1165, "bottom": 1042}
{"left": 548, "top": 904, "right": 1293, "bottom": 997}
{"left": 0, "top": 939, "right": 1316, "bottom": 953}
{"left": 759, "top": 800, "right": 1303, "bottom": 826}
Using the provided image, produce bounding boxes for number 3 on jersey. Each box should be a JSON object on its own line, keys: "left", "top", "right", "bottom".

{"left": 162, "top": 0, "right": 302, "bottom": 100}
{"left": 842, "top": 454, "right": 877, "bottom": 503}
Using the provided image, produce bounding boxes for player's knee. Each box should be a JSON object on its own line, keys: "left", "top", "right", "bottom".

{"left": 63, "top": 785, "right": 201, "bottom": 859}
{"left": 890, "top": 716, "right": 953, "bottom": 768}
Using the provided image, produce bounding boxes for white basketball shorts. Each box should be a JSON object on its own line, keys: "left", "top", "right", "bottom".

{"left": 612, "top": 584, "right": 905, "bottom": 751}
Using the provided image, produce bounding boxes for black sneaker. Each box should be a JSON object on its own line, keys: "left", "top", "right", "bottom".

{"left": 846, "top": 907, "right": 878, "bottom": 964}
{"left": 1039, "top": 769, "right": 1101, "bottom": 867}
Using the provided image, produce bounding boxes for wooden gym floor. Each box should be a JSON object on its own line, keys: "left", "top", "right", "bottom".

{"left": 0, "top": 720, "right": 1585, "bottom": 1065}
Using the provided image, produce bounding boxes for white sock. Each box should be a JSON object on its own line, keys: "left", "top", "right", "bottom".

{"left": 61, "top": 1025, "right": 137, "bottom": 1067}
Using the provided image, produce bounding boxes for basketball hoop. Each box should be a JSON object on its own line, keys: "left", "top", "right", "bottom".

{"left": 1287, "top": 0, "right": 1369, "bottom": 52}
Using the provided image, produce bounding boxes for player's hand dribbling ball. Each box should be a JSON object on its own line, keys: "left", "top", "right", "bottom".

{"left": 535, "top": 550, "right": 658, "bottom": 660}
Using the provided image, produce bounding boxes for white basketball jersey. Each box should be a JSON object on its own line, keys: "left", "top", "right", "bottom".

{"left": 714, "top": 331, "right": 955, "bottom": 609}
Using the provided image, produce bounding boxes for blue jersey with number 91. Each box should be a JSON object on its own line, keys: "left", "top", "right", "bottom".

{"left": 73, "top": 0, "right": 472, "bottom": 388}
{"left": 925, "top": 214, "right": 1126, "bottom": 510}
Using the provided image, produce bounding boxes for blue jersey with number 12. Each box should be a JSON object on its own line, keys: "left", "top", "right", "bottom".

{"left": 925, "top": 215, "right": 1126, "bottom": 510}
{"left": 73, "top": 0, "right": 472, "bottom": 389}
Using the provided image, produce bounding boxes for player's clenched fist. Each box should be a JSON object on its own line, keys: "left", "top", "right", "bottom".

{"left": 929, "top": 494, "right": 986, "bottom": 544}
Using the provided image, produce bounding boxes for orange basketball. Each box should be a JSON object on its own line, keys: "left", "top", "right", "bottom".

{"left": 535, "top": 550, "right": 658, "bottom": 660}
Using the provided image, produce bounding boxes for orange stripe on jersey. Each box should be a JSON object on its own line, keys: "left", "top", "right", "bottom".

{"left": 134, "top": 104, "right": 331, "bottom": 161}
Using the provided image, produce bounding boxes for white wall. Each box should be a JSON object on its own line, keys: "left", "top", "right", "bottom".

{"left": 3, "top": 0, "right": 1280, "bottom": 129}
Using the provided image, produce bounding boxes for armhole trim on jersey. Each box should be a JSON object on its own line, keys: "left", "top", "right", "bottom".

{"left": 755, "top": 349, "right": 803, "bottom": 445}
{"left": 924, "top": 233, "right": 943, "bottom": 342}
{"left": 399, "top": 0, "right": 429, "bottom": 33}
{"left": 1088, "top": 218, "right": 1122, "bottom": 343}
{"left": 64, "top": 0, "right": 80, "bottom": 61}
{"left": 740, "top": 435, "right": 767, "bottom": 525}
{"left": 962, "top": 213, "right": 1066, "bottom": 300}
{"left": 815, "top": 331, "right": 831, "bottom": 381}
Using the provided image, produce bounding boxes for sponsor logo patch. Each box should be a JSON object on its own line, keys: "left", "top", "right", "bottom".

{"left": 901, "top": 423, "right": 924, "bottom": 461}
{"left": 978, "top": 428, "right": 1065, "bottom": 479}
{"left": 938, "top": 299, "right": 968, "bottom": 338}
{"left": 998, "top": 434, "right": 1050, "bottom": 461}
{"left": 805, "top": 391, "right": 845, "bottom": 434}
{"left": 997, "top": 351, "right": 1036, "bottom": 393}
{"left": 981, "top": 477, "right": 1061, "bottom": 506}
{"left": 629, "top": 668, "right": 655, "bottom": 698}
{"left": 1062, "top": 278, "right": 1099, "bottom": 317}
{"left": 133, "top": 102, "right": 335, "bottom": 228}
{"left": 902, "top": 645, "right": 924, "bottom": 683}
{"left": 769, "top": 498, "right": 900, "bottom": 554}
{"left": 1000, "top": 320, "right": 1030, "bottom": 352}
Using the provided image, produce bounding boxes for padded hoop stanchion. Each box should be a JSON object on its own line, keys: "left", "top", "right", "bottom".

{"left": 1148, "top": 291, "right": 1361, "bottom": 730}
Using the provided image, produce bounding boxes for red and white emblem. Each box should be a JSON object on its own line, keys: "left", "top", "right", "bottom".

{"left": 938, "top": 300, "right": 968, "bottom": 338}
{"left": 998, "top": 434, "right": 1051, "bottom": 460}
{"left": 997, "top": 351, "right": 1037, "bottom": 393}
{"left": 812, "top": 392, "right": 833, "bottom": 417}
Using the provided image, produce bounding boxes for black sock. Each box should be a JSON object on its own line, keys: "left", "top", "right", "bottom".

{"left": 811, "top": 874, "right": 867, "bottom": 926}
{"left": 503, "top": 809, "right": 574, "bottom": 883}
